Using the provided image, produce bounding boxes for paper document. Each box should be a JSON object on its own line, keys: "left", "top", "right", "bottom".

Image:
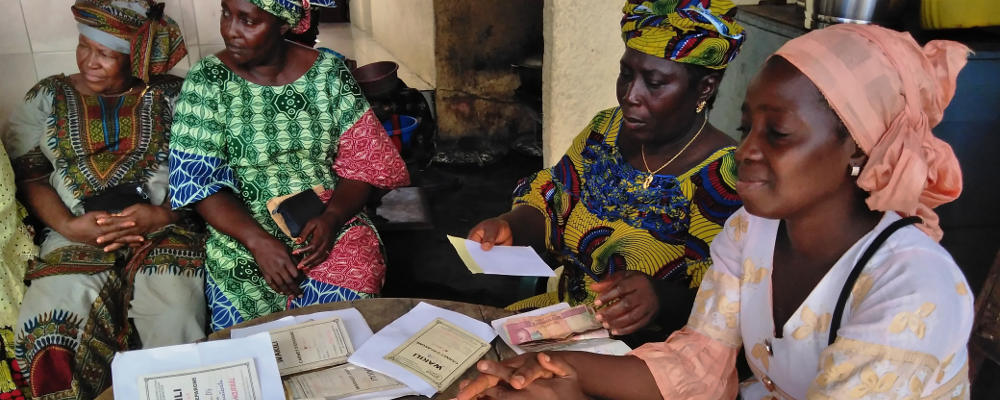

{"left": 230, "top": 308, "right": 374, "bottom": 349}
{"left": 384, "top": 318, "right": 490, "bottom": 392}
{"left": 348, "top": 302, "right": 498, "bottom": 397}
{"left": 285, "top": 363, "right": 412, "bottom": 400}
{"left": 138, "top": 358, "right": 262, "bottom": 400}
{"left": 447, "top": 235, "right": 554, "bottom": 277}
{"left": 270, "top": 317, "right": 354, "bottom": 376}
{"left": 112, "top": 333, "right": 284, "bottom": 400}
{"left": 491, "top": 303, "right": 630, "bottom": 355}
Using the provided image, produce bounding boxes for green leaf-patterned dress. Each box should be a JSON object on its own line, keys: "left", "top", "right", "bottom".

{"left": 169, "top": 51, "right": 408, "bottom": 331}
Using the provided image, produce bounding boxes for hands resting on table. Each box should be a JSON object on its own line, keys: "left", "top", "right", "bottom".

{"left": 455, "top": 352, "right": 588, "bottom": 400}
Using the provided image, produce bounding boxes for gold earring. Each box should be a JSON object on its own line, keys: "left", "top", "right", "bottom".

{"left": 849, "top": 165, "right": 861, "bottom": 177}
{"left": 696, "top": 101, "right": 707, "bottom": 114}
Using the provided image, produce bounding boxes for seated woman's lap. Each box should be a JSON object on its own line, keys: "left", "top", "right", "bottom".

{"left": 205, "top": 222, "right": 385, "bottom": 331}
{"left": 15, "top": 239, "right": 206, "bottom": 397}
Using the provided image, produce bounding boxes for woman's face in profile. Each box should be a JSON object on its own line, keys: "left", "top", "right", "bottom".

{"left": 735, "top": 57, "right": 858, "bottom": 220}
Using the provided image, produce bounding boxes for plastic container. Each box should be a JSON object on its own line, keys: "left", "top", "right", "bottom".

{"left": 921, "top": 0, "right": 1000, "bottom": 30}
{"left": 352, "top": 61, "right": 401, "bottom": 97}
{"left": 381, "top": 115, "right": 419, "bottom": 152}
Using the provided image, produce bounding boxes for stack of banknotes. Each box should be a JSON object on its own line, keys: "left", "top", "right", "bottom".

{"left": 501, "top": 305, "right": 609, "bottom": 350}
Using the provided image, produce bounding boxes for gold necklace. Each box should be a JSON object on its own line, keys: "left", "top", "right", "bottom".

{"left": 640, "top": 115, "right": 708, "bottom": 189}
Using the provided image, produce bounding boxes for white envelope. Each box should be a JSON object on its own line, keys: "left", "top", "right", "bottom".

{"left": 347, "top": 302, "right": 497, "bottom": 397}
{"left": 111, "top": 332, "right": 284, "bottom": 399}
{"left": 448, "top": 235, "right": 555, "bottom": 277}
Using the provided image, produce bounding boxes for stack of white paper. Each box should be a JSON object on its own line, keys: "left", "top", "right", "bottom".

{"left": 231, "top": 308, "right": 420, "bottom": 400}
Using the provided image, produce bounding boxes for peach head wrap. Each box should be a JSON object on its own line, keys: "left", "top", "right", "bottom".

{"left": 774, "top": 24, "right": 968, "bottom": 241}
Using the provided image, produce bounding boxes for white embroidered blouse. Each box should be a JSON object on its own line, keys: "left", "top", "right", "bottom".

{"left": 630, "top": 208, "right": 973, "bottom": 399}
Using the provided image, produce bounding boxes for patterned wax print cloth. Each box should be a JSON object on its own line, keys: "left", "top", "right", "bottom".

{"left": 248, "top": 0, "right": 338, "bottom": 34}
{"left": 168, "top": 51, "right": 409, "bottom": 332}
{"left": 621, "top": 0, "right": 746, "bottom": 69}
{"left": 506, "top": 107, "right": 742, "bottom": 329}
{"left": 630, "top": 209, "right": 973, "bottom": 399}
{"left": 1, "top": 74, "right": 207, "bottom": 400}
{"left": 0, "top": 143, "right": 36, "bottom": 400}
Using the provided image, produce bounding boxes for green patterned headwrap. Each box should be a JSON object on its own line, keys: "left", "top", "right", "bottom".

{"left": 248, "top": 0, "right": 338, "bottom": 34}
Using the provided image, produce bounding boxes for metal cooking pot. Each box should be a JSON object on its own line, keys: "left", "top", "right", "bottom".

{"left": 807, "top": 0, "right": 905, "bottom": 29}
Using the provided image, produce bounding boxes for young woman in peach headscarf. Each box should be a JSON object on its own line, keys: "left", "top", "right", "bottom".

{"left": 457, "top": 23, "right": 973, "bottom": 400}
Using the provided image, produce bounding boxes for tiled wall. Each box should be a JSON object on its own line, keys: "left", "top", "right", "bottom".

{"left": 0, "top": 0, "right": 226, "bottom": 124}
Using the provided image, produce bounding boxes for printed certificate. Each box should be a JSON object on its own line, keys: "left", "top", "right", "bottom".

{"left": 270, "top": 317, "right": 355, "bottom": 376}
{"left": 137, "top": 358, "right": 262, "bottom": 400}
{"left": 284, "top": 364, "right": 408, "bottom": 399}
{"left": 383, "top": 318, "right": 490, "bottom": 392}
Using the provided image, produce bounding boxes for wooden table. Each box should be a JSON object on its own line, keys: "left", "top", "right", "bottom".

{"left": 97, "top": 298, "right": 516, "bottom": 400}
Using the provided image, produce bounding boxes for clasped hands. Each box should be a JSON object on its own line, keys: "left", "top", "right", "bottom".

{"left": 249, "top": 210, "right": 345, "bottom": 297}
{"left": 64, "top": 203, "right": 175, "bottom": 252}
{"left": 455, "top": 352, "right": 587, "bottom": 400}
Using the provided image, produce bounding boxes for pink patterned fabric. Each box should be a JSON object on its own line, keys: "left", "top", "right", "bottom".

{"left": 629, "top": 327, "right": 740, "bottom": 399}
{"left": 308, "top": 216, "right": 385, "bottom": 294}
{"left": 334, "top": 109, "right": 410, "bottom": 189}
{"left": 774, "top": 25, "right": 967, "bottom": 241}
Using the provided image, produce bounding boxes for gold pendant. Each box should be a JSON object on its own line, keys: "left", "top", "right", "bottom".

{"left": 643, "top": 175, "right": 653, "bottom": 189}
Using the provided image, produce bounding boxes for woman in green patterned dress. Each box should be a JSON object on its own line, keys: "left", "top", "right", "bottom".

{"left": 169, "top": 0, "right": 409, "bottom": 331}
{"left": 2, "top": 1, "right": 206, "bottom": 398}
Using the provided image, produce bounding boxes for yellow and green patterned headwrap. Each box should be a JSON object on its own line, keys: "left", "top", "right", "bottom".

{"left": 248, "top": 0, "right": 338, "bottom": 34}
{"left": 621, "top": 0, "right": 746, "bottom": 69}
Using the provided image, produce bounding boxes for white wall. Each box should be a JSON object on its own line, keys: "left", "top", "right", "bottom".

{"left": 368, "top": 0, "right": 435, "bottom": 87}
{"left": 541, "top": 0, "right": 762, "bottom": 165}
{"left": 542, "top": 0, "right": 622, "bottom": 165}
{"left": 0, "top": 0, "right": 224, "bottom": 125}
{"left": 349, "top": 0, "right": 373, "bottom": 33}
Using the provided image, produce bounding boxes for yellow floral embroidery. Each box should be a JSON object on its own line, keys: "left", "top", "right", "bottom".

{"left": 718, "top": 295, "right": 739, "bottom": 328}
{"left": 901, "top": 375, "right": 925, "bottom": 400}
{"left": 849, "top": 367, "right": 898, "bottom": 397}
{"left": 792, "top": 306, "right": 831, "bottom": 340}
{"left": 743, "top": 258, "right": 768, "bottom": 284}
{"left": 729, "top": 214, "right": 748, "bottom": 242}
{"left": 889, "top": 302, "right": 936, "bottom": 339}
{"left": 937, "top": 353, "right": 954, "bottom": 384}
{"left": 751, "top": 342, "right": 770, "bottom": 370}
{"left": 956, "top": 282, "right": 968, "bottom": 296}
{"left": 850, "top": 274, "right": 874, "bottom": 312}
{"left": 814, "top": 354, "right": 854, "bottom": 387}
{"left": 693, "top": 288, "right": 714, "bottom": 315}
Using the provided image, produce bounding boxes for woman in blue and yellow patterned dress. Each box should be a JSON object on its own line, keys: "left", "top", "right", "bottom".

{"left": 468, "top": 0, "right": 745, "bottom": 339}
{"left": 2, "top": 1, "right": 205, "bottom": 398}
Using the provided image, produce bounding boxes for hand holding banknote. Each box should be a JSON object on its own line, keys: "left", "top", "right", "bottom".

{"left": 502, "top": 305, "right": 603, "bottom": 346}
{"left": 591, "top": 270, "right": 660, "bottom": 335}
